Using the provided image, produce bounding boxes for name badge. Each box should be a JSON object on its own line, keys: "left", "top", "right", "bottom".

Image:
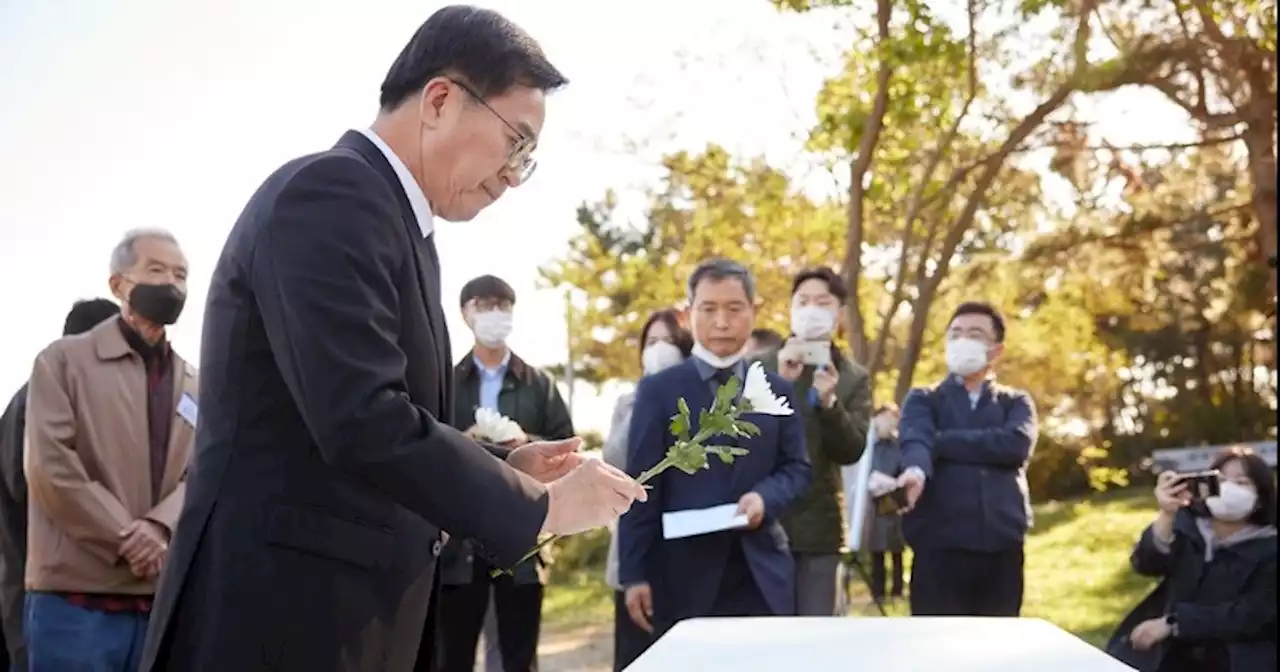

{"left": 177, "top": 393, "right": 199, "bottom": 428}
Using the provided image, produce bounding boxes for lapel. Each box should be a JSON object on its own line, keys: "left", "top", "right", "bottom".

{"left": 333, "top": 132, "right": 452, "bottom": 416}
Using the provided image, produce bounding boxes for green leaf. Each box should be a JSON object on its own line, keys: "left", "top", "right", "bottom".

{"left": 732, "top": 419, "right": 762, "bottom": 437}
{"left": 669, "top": 410, "right": 689, "bottom": 442}
{"left": 715, "top": 375, "right": 741, "bottom": 409}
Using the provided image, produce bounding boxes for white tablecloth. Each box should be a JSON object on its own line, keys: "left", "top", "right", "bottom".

{"left": 624, "top": 617, "right": 1136, "bottom": 672}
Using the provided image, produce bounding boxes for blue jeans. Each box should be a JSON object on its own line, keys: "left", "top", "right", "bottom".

{"left": 23, "top": 593, "right": 147, "bottom": 672}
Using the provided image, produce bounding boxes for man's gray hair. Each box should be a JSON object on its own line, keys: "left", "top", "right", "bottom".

{"left": 687, "top": 258, "right": 756, "bottom": 303}
{"left": 109, "top": 228, "right": 179, "bottom": 275}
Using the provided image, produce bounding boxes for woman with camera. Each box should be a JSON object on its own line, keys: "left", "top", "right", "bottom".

{"left": 1107, "top": 448, "right": 1277, "bottom": 672}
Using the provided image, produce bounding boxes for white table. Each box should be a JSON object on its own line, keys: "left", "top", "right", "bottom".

{"left": 624, "top": 617, "right": 1136, "bottom": 672}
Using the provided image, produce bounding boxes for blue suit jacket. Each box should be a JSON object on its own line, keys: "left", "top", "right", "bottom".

{"left": 617, "top": 358, "right": 812, "bottom": 622}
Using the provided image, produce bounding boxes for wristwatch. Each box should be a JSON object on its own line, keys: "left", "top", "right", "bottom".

{"left": 1164, "top": 613, "right": 1179, "bottom": 638}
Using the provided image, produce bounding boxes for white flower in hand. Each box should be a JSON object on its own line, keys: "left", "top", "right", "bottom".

{"left": 474, "top": 407, "right": 524, "bottom": 443}
{"left": 742, "top": 361, "right": 794, "bottom": 416}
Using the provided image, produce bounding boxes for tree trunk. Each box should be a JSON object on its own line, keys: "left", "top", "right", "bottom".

{"left": 842, "top": 0, "right": 892, "bottom": 365}
{"left": 1242, "top": 121, "right": 1278, "bottom": 299}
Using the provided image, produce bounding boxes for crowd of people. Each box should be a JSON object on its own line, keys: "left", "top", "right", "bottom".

{"left": 0, "top": 235, "right": 1274, "bottom": 672}
{"left": 0, "top": 4, "right": 1273, "bottom": 672}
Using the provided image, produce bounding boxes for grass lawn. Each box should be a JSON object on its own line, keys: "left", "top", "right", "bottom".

{"left": 543, "top": 487, "right": 1161, "bottom": 646}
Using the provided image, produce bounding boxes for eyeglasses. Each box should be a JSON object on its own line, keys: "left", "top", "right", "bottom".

{"left": 449, "top": 79, "right": 538, "bottom": 183}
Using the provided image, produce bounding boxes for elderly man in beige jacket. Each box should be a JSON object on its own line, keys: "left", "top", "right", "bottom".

{"left": 23, "top": 228, "right": 196, "bottom": 671}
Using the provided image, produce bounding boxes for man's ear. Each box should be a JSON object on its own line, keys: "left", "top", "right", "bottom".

{"left": 418, "top": 77, "right": 455, "bottom": 130}
{"left": 990, "top": 342, "right": 1006, "bottom": 362}
{"left": 108, "top": 274, "right": 126, "bottom": 303}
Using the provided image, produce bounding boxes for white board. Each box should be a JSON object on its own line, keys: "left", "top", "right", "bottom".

{"left": 1150, "top": 441, "right": 1277, "bottom": 473}
{"left": 840, "top": 424, "right": 879, "bottom": 552}
{"left": 625, "top": 617, "right": 1136, "bottom": 672}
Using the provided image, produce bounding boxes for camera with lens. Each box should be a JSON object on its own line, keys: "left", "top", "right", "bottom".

{"left": 1177, "top": 469, "right": 1221, "bottom": 515}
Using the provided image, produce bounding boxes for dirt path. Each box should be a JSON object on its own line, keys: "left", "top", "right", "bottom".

{"left": 476, "top": 623, "right": 613, "bottom": 672}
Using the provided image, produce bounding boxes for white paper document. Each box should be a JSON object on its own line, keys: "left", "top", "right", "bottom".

{"left": 662, "top": 504, "right": 749, "bottom": 540}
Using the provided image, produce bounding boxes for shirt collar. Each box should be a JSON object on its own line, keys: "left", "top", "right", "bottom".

{"left": 357, "top": 128, "right": 434, "bottom": 238}
{"left": 473, "top": 350, "right": 512, "bottom": 376}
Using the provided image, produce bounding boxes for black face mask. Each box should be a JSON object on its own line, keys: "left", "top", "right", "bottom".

{"left": 128, "top": 283, "right": 186, "bottom": 325}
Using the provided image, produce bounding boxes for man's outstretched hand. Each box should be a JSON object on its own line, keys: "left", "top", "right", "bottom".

{"left": 541, "top": 459, "right": 648, "bottom": 536}
{"left": 507, "top": 436, "right": 585, "bottom": 483}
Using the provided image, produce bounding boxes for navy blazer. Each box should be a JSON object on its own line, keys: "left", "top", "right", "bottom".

{"left": 617, "top": 358, "right": 811, "bottom": 622}
{"left": 899, "top": 376, "right": 1037, "bottom": 553}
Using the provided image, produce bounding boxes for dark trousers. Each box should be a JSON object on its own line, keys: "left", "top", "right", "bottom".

{"left": 909, "top": 547, "right": 1024, "bottom": 617}
{"left": 435, "top": 562, "right": 543, "bottom": 672}
{"left": 24, "top": 592, "right": 148, "bottom": 672}
{"left": 612, "top": 591, "right": 652, "bottom": 672}
{"left": 870, "top": 551, "right": 905, "bottom": 600}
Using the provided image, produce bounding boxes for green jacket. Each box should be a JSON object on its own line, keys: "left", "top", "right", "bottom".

{"left": 757, "top": 347, "right": 871, "bottom": 554}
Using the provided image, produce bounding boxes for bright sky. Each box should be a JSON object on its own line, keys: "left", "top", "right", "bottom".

{"left": 0, "top": 0, "right": 1192, "bottom": 433}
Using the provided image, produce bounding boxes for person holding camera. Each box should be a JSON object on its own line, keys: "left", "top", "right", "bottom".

{"left": 1107, "top": 448, "right": 1277, "bottom": 672}
{"left": 756, "top": 267, "right": 872, "bottom": 616}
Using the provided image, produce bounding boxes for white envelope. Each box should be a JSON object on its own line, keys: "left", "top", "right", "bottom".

{"left": 661, "top": 504, "right": 750, "bottom": 540}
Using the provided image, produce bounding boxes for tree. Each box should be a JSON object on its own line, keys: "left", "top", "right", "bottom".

{"left": 779, "top": 0, "right": 1209, "bottom": 401}
{"left": 1092, "top": 0, "right": 1278, "bottom": 297}
{"left": 539, "top": 146, "right": 846, "bottom": 385}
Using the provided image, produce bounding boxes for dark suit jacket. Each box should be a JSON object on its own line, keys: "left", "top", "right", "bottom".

{"left": 139, "top": 131, "right": 549, "bottom": 672}
{"left": 439, "top": 351, "right": 574, "bottom": 586}
{"left": 617, "top": 358, "right": 811, "bottom": 624}
{"left": 0, "top": 383, "right": 26, "bottom": 670}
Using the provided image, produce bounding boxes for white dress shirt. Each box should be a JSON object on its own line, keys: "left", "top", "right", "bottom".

{"left": 356, "top": 128, "right": 434, "bottom": 238}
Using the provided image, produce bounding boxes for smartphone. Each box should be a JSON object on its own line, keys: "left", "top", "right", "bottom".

{"left": 873, "top": 487, "right": 909, "bottom": 515}
{"left": 1177, "top": 470, "right": 1221, "bottom": 501}
{"left": 795, "top": 341, "right": 831, "bottom": 368}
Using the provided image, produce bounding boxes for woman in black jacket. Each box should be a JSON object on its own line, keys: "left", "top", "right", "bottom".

{"left": 1107, "top": 447, "right": 1277, "bottom": 672}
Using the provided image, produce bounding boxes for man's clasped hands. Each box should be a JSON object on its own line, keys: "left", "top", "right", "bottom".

{"left": 499, "top": 435, "right": 648, "bottom": 536}
{"left": 118, "top": 519, "right": 169, "bottom": 579}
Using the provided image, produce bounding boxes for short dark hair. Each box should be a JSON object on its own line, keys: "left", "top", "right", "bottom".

{"left": 379, "top": 5, "right": 569, "bottom": 111}
{"left": 792, "top": 267, "right": 848, "bottom": 304}
{"left": 950, "top": 301, "right": 1006, "bottom": 343}
{"left": 63, "top": 298, "right": 119, "bottom": 336}
{"left": 688, "top": 258, "right": 755, "bottom": 304}
{"left": 639, "top": 309, "right": 694, "bottom": 366}
{"left": 749, "top": 328, "right": 784, "bottom": 350}
{"left": 459, "top": 274, "right": 516, "bottom": 308}
{"left": 1211, "top": 447, "right": 1277, "bottom": 527}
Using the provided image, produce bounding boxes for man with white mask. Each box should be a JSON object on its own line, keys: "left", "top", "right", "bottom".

{"left": 433, "top": 274, "right": 574, "bottom": 672}
{"left": 619, "top": 259, "right": 812, "bottom": 636}
{"left": 896, "top": 301, "right": 1038, "bottom": 617}
{"left": 756, "top": 267, "right": 871, "bottom": 616}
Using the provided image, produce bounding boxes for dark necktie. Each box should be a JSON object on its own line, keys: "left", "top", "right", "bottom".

{"left": 712, "top": 368, "right": 736, "bottom": 388}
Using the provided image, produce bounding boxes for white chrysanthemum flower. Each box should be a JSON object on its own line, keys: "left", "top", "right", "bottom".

{"left": 742, "top": 361, "right": 794, "bottom": 416}
{"left": 474, "top": 407, "right": 524, "bottom": 442}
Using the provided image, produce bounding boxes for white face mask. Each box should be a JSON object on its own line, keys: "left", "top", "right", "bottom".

{"left": 945, "top": 337, "right": 990, "bottom": 377}
{"left": 1206, "top": 481, "right": 1258, "bottom": 522}
{"left": 471, "top": 310, "right": 513, "bottom": 347}
{"left": 641, "top": 341, "right": 684, "bottom": 375}
{"left": 791, "top": 305, "right": 836, "bottom": 341}
{"left": 874, "top": 416, "right": 898, "bottom": 439}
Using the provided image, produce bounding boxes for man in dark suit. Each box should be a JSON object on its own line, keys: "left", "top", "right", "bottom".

{"left": 0, "top": 298, "right": 120, "bottom": 672}
{"left": 618, "top": 259, "right": 812, "bottom": 637}
{"left": 139, "top": 7, "right": 646, "bottom": 672}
